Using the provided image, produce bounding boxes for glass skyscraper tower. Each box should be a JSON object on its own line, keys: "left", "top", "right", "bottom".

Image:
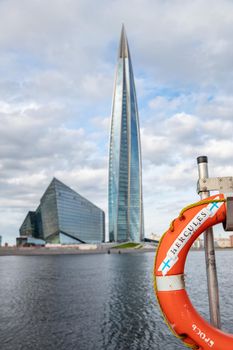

{"left": 108, "top": 26, "right": 144, "bottom": 242}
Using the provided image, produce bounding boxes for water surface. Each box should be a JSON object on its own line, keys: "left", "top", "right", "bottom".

{"left": 0, "top": 251, "right": 232, "bottom": 350}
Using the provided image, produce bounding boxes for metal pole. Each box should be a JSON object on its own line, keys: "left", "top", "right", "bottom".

{"left": 197, "top": 156, "right": 221, "bottom": 328}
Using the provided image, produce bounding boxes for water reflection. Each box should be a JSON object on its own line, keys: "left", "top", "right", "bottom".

{"left": 0, "top": 252, "right": 232, "bottom": 350}
{"left": 100, "top": 254, "right": 182, "bottom": 350}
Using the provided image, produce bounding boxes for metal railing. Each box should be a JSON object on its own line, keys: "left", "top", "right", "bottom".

{"left": 197, "top": 155, "right": 233, "bottom": 328}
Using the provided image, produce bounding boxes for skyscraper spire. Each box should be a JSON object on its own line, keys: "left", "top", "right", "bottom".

{"left": 108, "top": 27, "right": 144, "bottom": 242}
{"left": 118, "top": 24, "right": 129, "bottom": 58}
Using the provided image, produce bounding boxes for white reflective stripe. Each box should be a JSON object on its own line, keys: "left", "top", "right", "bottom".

{"left": 156, "top": 274, "right": 185, "bottom": 291}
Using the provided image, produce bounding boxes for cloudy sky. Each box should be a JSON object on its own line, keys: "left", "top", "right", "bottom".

{"left": 1, "top": 0, "right": 233, "bottom": 244}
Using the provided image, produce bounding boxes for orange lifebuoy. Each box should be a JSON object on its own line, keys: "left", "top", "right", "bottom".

{"left": 154, "top": 194, "right": 233, "bottom": 350}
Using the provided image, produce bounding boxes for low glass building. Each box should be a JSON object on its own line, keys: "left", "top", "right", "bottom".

{"left": 19, "top": 178, "right": 105, "bottom": 244}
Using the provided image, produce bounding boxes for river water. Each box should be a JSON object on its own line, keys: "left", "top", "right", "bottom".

{"left": 0, "top": 251, "right": 232, "bottom": 350}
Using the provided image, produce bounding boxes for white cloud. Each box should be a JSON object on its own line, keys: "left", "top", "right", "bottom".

{"left": 149, "top": 95, "right": 183, "bottom": 111}
{"left": 198, "top": 95, "right": 233, "bottom": 120}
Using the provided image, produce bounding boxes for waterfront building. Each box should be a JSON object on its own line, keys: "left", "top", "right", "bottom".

{"left": 192, "top": 238, "right": 202, "bottom": 249}
{"left": 16, "top": 236, "right": 45, "bottom": 247}
{"left": 149, "top": 233, "right": 161, "bottom": 242}
{"left": 108, "top": 26, "right": 144, "bottom": 242}
{"left": 230, "top": 235, "right": 233, "bottom": 247}
{"left": 214, "top": 237, "right": 231, "bottom": 248}
{"left": 19, "top": 178, "right": 105, "bottom": 244}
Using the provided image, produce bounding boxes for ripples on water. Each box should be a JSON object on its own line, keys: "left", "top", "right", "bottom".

{"left": 0, "top": 251, "right": 232, "bottom": 350}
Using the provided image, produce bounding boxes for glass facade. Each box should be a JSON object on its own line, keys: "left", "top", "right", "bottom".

{"left": 108, "top": 27, "right": 144, "bottom": 242}
{"left": 19, "top": 211, "right": 38, "bottom": 237}
{"left": 19, "top": 178, "right": 105, "bottom": 244}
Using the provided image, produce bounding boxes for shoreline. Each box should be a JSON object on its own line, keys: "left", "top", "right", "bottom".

{"left": 0, "top": 246, "right": 233, "bottom": 256}
{"left": 0, "top": 246, "right": 156, "bottom": 256}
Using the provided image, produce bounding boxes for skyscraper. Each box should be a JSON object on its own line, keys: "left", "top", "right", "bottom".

{"left": 108, "top": 26, "right": 144, "bottom": 242}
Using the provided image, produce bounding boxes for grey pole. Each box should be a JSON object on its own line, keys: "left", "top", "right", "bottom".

{"left": 197, "top": 156, "right": 221, "bottom": 328}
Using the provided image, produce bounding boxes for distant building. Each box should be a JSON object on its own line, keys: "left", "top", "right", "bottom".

{"left": 148, "top": 233, "right": 161, "bottom": 242}
{"left": 108, "top": 26, "right": 144, "bottom": 242}
{"left": 19, "top": 178, "right": 105, "bottom": 245}
{"left": 230, "top": 235, "right": 233, "bottom": 247}
{"left": 192, "top": 238, "right": 202, "bottom": 249}
{"left": 0, "top": 236, "right": 2, "bottom": 247}
{"left": 192, "top": 237, "right": 231, "bottom": 249}
{"left": 215, "top": 237, "right": 231, "bottom": 248}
